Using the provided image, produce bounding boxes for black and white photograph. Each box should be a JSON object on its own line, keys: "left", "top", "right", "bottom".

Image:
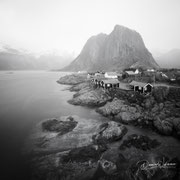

{"left": 0, "top": 0, "right": 180, "bottom": 179}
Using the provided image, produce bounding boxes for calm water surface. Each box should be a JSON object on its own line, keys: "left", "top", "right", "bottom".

{"left": 0, "top": 71, "right": 180, "bottom": 179}
{"left": 0, "top": 71, "right": 105, "bottom": 179}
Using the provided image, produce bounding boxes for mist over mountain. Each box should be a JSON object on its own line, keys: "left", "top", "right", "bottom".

{"left": 153, "top": 49, "right": 180, "bottom": 69}
{"left": 63, "top": 25, "right": 159, "bottom": 71}
{"left": 150, "top": 49, "right": 168, "bottom": 59}
{"left": 0, "top": 46, "right": 74, "bottom": 70}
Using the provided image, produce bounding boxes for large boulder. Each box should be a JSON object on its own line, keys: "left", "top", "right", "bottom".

{"left": 62, "top": 144, "right": 107, "bottom": 163}
{"left": 96, "top": 98, "right": 141, "bottom": 123}
{"left": 57, "top": 73, "right": 87, "bottom": 85}
{"left": 96, "top": 149, "right": 131, "bottom": 179}
{"left": 42, "top": 116, "right": 78, "bottom": 135}
{"left": 116, "top": 111, "right": 141, "bottom": 123}
{"left": 99, "top": 158, "right": 117, "bottom": 175}
{"left": 92, "top": 121, "right": 127, "bottom": 144}
{"left": 120, "top": 134, "right": 161, "bottom": 151}
{"left": 98, "top": 149, "right": 121, "bottom": 176}
{"left": 153, "top": 117, "right": 173, "bottom": 135}
{"left": 68, "top": 88, "right": 111, "bottom": 106}
{"left": 96, "top": 98, "right": 126, "bottom": 117}
{"left": 153, "top": 116, "right": 180, "bottom": 137}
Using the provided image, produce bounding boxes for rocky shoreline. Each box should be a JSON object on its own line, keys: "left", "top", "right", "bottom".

{"left": 58, "top": 73, "right": 180, "bottom": 138}
{"left": 25, "top": 73, "right": 180, "bottom": 180}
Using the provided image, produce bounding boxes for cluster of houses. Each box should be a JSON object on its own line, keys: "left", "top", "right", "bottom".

{"left": 86, "top": 69, "right": 154, "bottom": 94}
{"left": 78, "top": 67, "right": 180, "bottom": 94}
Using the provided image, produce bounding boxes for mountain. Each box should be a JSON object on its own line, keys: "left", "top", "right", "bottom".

{"left": 0, "top": 47, "right": 36, "bottom": 70}
{"left": 0, "top": 46, "right": 74, "bottom": 70}
{"left": 155, "top": 49, "right": 180, "bottom": 69}
{"left": 63, "top": 25, "right": 159, "bottom": 71}
{"left": 36, "top": 54, "right": 73, "bottom": 70}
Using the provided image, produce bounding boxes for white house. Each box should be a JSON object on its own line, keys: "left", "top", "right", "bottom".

{"left": 125, "top": 69, "right": 139, "bottom": 76}
{"left": 78, "top": 71, "right": 87, "bottom": 74}
{"left": 104, "top": 72, "right": 118, "bottom": 79}
{"left": 147, "top": 69, "right": 155, "bottom": 72}
{"left": 95, "top": 72, "right": 102, "bottom": 77}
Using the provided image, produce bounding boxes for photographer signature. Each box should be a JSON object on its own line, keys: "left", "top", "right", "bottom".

{"left": 136, "top": 157, "right": 177, "bottom": 177}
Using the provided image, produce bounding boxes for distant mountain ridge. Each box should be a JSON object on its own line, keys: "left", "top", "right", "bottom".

{"left": 0, "top": 46, "right": 74, "bottom": 70}
{"left": 63, "top": 25, "right": 159, "bottom": 71}
{"left": 154, "top": 49, "right": 180, "bottom": 69}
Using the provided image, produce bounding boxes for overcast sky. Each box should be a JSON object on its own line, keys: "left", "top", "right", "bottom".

{"left": 0, "top": 0, "right": 180, "bottom": 55}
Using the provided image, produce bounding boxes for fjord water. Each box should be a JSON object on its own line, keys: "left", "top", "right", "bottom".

{"left": 0, "top": 71, "right": 180, "bottom": 179}
{"left": 0, "top": 71, "right": 105, "bottom": 179}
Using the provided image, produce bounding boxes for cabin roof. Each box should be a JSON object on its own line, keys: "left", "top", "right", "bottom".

{"left": 126, "top": 71, "right": 134, "bottom": 74}
{"left": 105, "top": 72, "right": 118, "bottom": 76}
{"left": 103, "top": 79, "right": 120, "bottom": 84}
{"left": 125, "top": 71, "right": 138, "bottom": 75}
{"left": 147, "top": 69, "right": 155, "bottom": 72}
{"left": 93, "top": 76, "right": 106, "bottom": 80}
{"left": 124, "top": 68, "right": 137, "bottom": 71}
{"left": 129, "top": 81, "right": 153, "bottom": 87}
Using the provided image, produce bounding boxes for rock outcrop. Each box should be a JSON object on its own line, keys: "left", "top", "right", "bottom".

{"left": 42, "top": 116, "right": 78, "bottom": 135}
{"left": 62, "top": 144, "right": 107, "bottom": 163}
{"left": 92, "top": 121, "right": 127, "bottom": 144}
{"left": 96, "top": 98, "right": 142, "bottom": 123}
{"left": 96, "top": 98, "right": 126, "bottom": 116}
{"left": 63, "top": 25, "right": 159, "bottom": 71}
{"left": 68, "top": 88, "right": 112, "bottom": 106}
{"left": 98, "top": 149, "right": 126, "bottom": 176}
{"left": 120, "top": 134, "right": 161, "bottom": 151}
{"left": 153, "top": 117, "right": 180, "bottom": 136}
{"left": 26, "top": 115, "right": 180, "bottom": 180}
{"left": 57, "top": 73, "right": 87, "bottom": 85}
{"left": 23, "top": 115, "right": 104, "bottom": 154}
{"left": 95, "top": 90, "right": 180, "bottom": 138}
